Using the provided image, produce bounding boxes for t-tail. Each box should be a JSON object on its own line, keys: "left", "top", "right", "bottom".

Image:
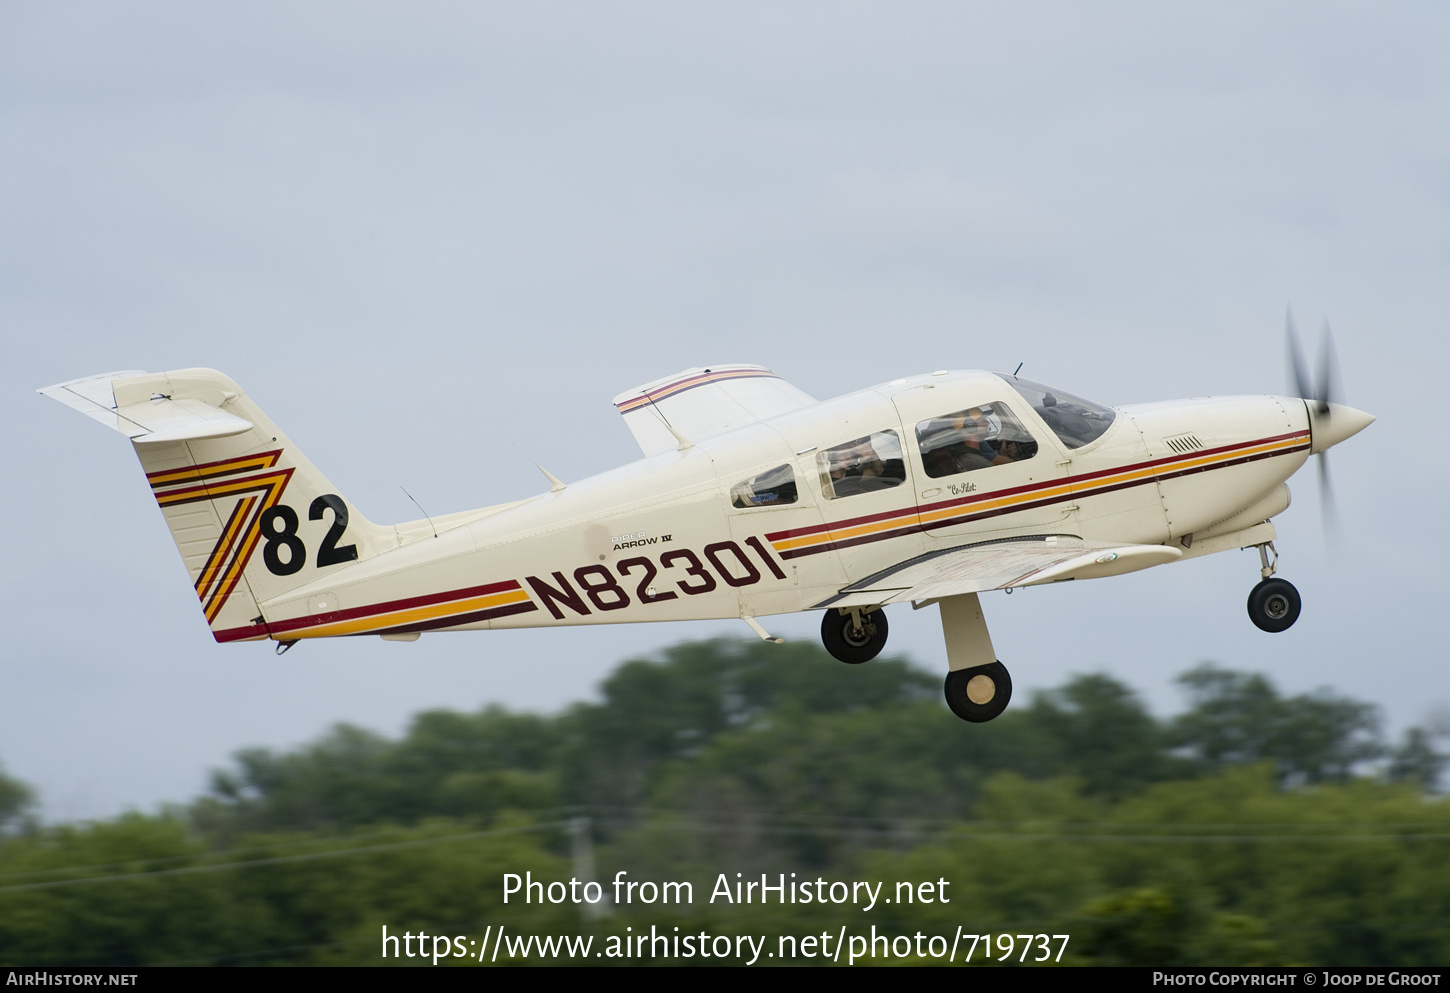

{"left": 39, "top": 368, "right": 393, "bottom": 643}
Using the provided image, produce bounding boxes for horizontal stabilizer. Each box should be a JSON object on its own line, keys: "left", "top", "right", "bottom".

{"left": 39, "top": 371, "right": 254, "bottom": 443}
{"left": 613, "top": 364, "right": 815, "bottom": 457}
{"left": 38, "top": 371, "right": 148, "bottom": 432}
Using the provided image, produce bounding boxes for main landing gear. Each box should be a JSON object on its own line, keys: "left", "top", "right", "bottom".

{"left": 936, "top": 592, "right": 1012, "bottom": 722}
{"left": 1247, "top": 542, "right": 1301, "bottom": 633}
{"left": 821, "top": 607, "right": 889, "bottom": 664}
{"left": 944, "top": 661, "right": 1013, "bottom": 723}
{"left": 821, "top": 594, "right": 1015, "bottom": 724}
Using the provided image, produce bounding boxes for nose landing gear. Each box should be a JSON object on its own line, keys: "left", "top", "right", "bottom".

{"left": 1248, "top": 578, "right": 1301, "bottom": 632}
{"left": 1247, "top": 542, "right": 1301, "bottom": 633}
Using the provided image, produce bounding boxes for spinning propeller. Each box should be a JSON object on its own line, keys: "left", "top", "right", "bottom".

{"left": 1284, "top": 308, "right": 1374, "bottom": 540}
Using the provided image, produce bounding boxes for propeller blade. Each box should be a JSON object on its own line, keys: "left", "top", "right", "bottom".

{"left": 1317, "top": 451, "right": 1340, "bottom": 544}
{"left": 1316, "top": 320, "right": 1340, "bottom": 416}
{"left": 1285, "top": 309, "right": 1355, "bottom": 543}
{"left": 1285, "top": 308, "right": 1313, "bottom": 401}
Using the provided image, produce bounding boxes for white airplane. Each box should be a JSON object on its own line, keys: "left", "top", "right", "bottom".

{"left": 39, "top": 336, "right": 1371, "bottom": 723}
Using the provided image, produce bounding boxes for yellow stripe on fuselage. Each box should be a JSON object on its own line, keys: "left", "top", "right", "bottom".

{"left": 288, "top": 587, "right": 534, "bottom": 639}
{"left": 774, "top": 435, "right": 1306, "bottom": 554}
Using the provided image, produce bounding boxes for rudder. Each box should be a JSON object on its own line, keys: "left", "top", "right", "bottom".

{"left": 41, "top": 368, "right": 393, "bottom": 643}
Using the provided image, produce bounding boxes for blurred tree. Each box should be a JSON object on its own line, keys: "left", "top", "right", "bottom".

{"left": 1169, "top": 664, "right": 1383, "bottom": 785}
{"left": 0, "top": 815, "right": 574, "bottom": 966}
{"left": 1075, "top": 886, "right": 1276, "bottom": 966}
{"left": 204, "top": 724, "right": 395, "bottom": 833}
{"left": 195, "top": 647, "right": 1434, "bottom": 844}
{"left": 9, "top": 648, "right": 1450, "bottom": 967}
{"left": 200, "top": 709, "right": 563, "bottom": 835}
{"left": 556, "top": 638, "right": 936, "bottom": 814}
{"left": 0, "top": 762, "right": 34, "bottom": 835}
{"left": 1386, "top": 727, "right": 1446, "bottom": 792}
{"left": 1015, "top": 673, "right": 1189, "bottom": 798}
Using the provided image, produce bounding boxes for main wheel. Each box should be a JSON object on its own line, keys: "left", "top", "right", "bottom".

{"left": 821, "top": 608, "right": 889, "bottom": 664}
{"left": 1247, "top": 578, "right": 1301, "bottom": 633}
{"left": 944, "top": 661, "right": 1013, "bottom": 723}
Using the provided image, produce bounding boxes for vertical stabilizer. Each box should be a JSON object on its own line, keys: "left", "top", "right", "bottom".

{"left": 41, "top": 368, "right": 393, "bottom": 643}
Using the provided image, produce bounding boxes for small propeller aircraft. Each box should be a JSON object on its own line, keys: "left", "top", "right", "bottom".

{"left": 39, "top": 320, "right": 1372, "bottom": 723}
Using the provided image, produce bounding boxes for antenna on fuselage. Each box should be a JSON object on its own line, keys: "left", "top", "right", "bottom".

{"left": 513, "top": 444, "right": 567, "bottom": 493}
{"left": 400, "top": 486, "right": 438, "bottom": 538}
{"left": 643, "top": 391, "right": 693, "bottom": 452}
{"left": 1013, "top": 362, "right": 1024, "bottom": 376}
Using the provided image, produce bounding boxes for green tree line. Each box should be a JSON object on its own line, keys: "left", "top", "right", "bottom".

{"left": 1, "top": 639, "right": 1446, "bottom": 966}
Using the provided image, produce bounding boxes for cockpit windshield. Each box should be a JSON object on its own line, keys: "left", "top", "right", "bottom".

{"left": 997, "top": 375, "right": 1117, "bottom": 449}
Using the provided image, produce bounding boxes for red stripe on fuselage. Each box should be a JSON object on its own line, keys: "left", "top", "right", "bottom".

{"left": 262, "top": 579, "right": 532, "bottom": 637}
{"left": 768, "top": 431, "right": 1310, "bottom": 555}
{"left": 366, "top": 600, "right": 539, "bottom": 637}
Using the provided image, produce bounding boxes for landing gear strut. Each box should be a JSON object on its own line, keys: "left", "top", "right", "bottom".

{"left": 1247, "top": 542, "right": 1300, "bottom": 633}
{"left": 821, "top": 607, "right": 888, "bottom": 664}
{"left": 937, "top": 592, "right": 1014, "bottom": 723}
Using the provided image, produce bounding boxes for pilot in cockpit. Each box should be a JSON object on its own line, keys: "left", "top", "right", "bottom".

{"left": 954, "top": 408, "right": 999, "bottom": 469}
{"left": 921, "top": 406, "right": 1027, "bottom": 478}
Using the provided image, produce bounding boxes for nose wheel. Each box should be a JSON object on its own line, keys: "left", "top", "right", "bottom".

{"left": 1247, "top": 542, "right": 1301, "bottom": 632}
{"left": 1248, "top": 578, "right": 1301, "bottom": 632}
{"left": 945, "top": 661, "right": 1013, "bottom": 723}
{"left": 821, "top": 608, "right": 889, "bottom": 664}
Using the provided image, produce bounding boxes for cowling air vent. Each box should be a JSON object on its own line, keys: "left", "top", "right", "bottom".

{"left": 1163, "top": 433, "right": 1204, "bottom": 454}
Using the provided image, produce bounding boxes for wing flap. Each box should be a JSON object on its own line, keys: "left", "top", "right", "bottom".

{"left": 613, "top": 364, "right": 815, "bottom": 457}
{"left": 814, "top": 536, "right": 1183, "bottom": 608}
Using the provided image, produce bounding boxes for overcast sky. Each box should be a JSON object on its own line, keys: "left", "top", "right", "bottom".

{"left": 2, "top": 2, "right": 1445, "bottom": 821}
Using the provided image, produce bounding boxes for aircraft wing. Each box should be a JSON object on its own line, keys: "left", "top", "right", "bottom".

{"left": 814, "top": 535, "right": 1184, "bottom": 609}
{"left": 613, "top": 364, "right": 815, "bottom": 457}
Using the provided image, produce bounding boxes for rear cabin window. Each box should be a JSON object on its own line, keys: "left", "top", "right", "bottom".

{"left": 916, "top": 402, "right": 1039, "bottom": 479}
{"left": 999, "top": 375, "right": 1117, "bottom": 449}
{"left": 817, "top": 430, "right": 906, "bottom": 500}
{"left": 731, "top": 464, "right": 799, "bottom": 508}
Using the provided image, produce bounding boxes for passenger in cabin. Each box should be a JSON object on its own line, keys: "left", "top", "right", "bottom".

{"left": 830, "top": 440, "right": 887, "bottom": 483}
{"left": 823, "top": 434, "right": 906, "bottom": 498}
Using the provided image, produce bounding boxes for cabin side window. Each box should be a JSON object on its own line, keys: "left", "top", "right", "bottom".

{"left": 915, "top": 402, "right": 1039, "bottom": 479}
{"left": 730, "top": 464, "right": 799, "bottom": 509}
{"left": 817, "top": 430, "right": 906, "bottom": 500}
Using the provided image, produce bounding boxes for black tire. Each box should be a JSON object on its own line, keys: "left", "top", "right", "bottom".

{"left": 821, "top": 608, "right": 889, "bottom": 664}
{"left": 944, "top": 661, "right": 1013, "bottom": 723}
{"left": 1247, "top": 578, "right": 1301, "bottom": 633}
